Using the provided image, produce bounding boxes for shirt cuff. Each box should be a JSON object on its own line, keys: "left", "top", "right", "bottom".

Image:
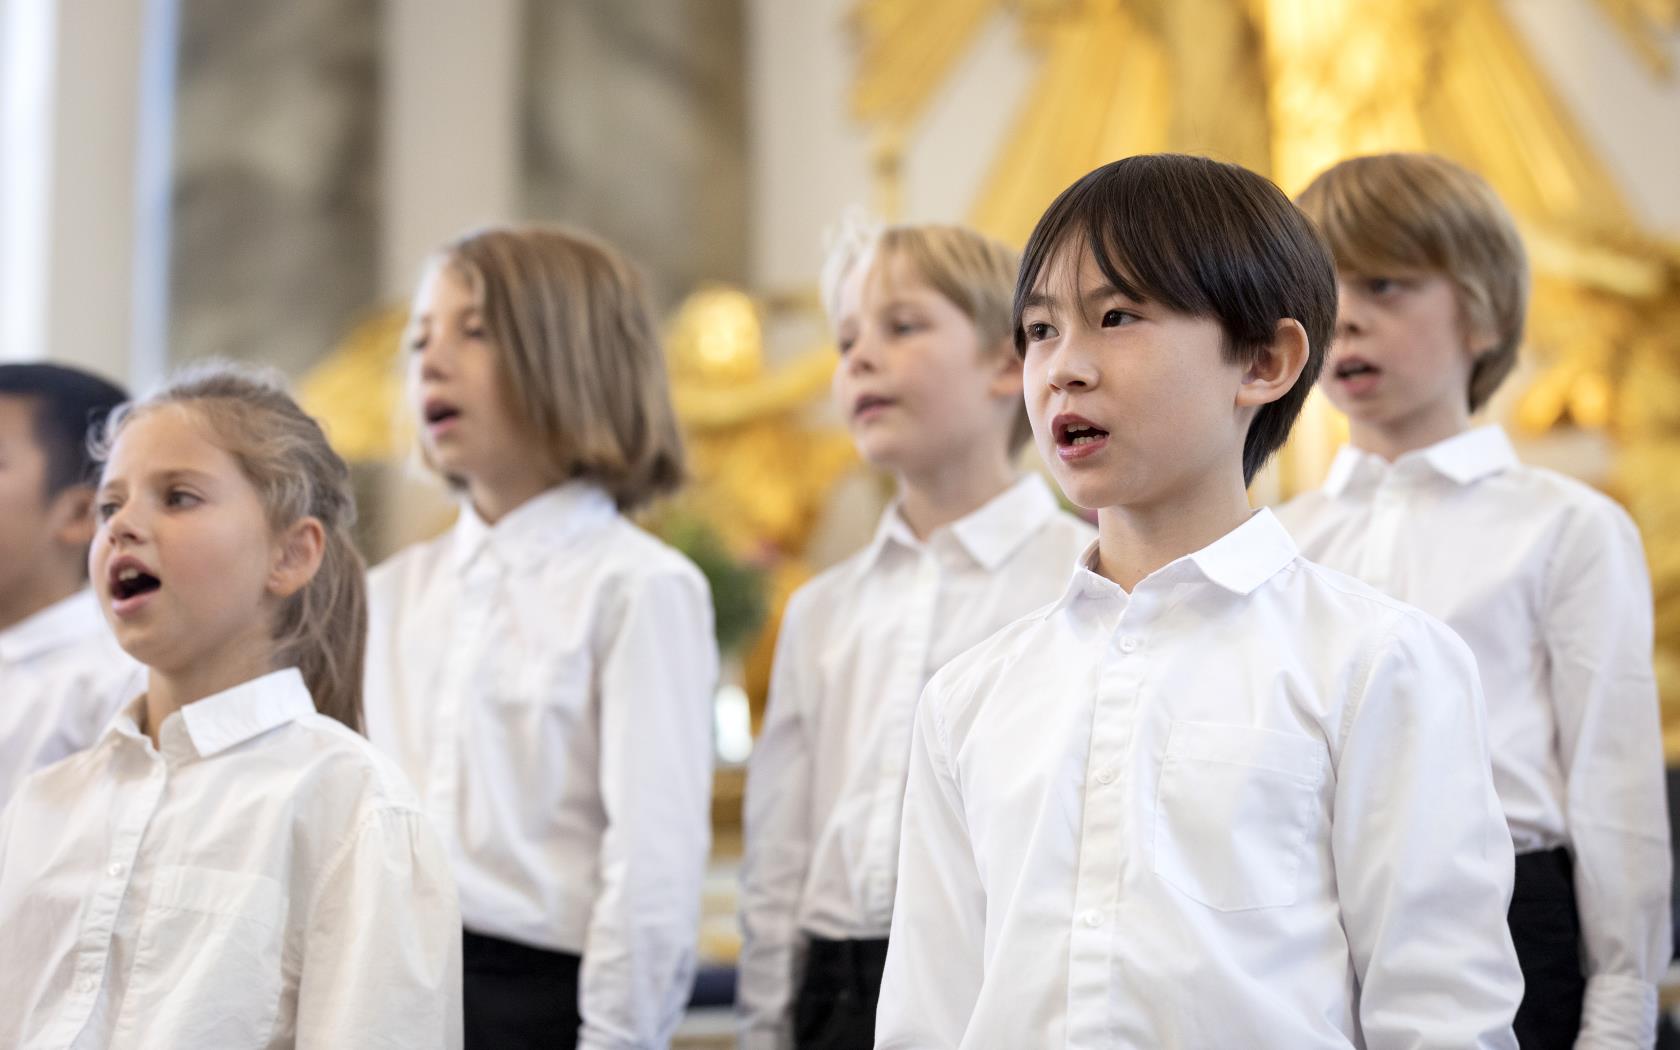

{"left": 1575, "top": 973, "right": 1657, "bottom": 1050}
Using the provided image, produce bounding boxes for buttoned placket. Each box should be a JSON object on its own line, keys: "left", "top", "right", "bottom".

{"left": 859, "top": 543, "right": 943, "bottom": 926}
{"left": 1065, "top": 584, "right": 1154, "bottom": 1050}
{"left": 40, "top": 734, "right": 171, "bottom": 1048}
{"left": 1355, "top": 466, "right": 1420, "bottom": 592}
{"left": 425, "top": 552, "right": 503, "bottom": 840}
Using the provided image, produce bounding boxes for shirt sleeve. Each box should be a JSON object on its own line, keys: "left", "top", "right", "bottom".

{"left": 295, "top": 806, "right": 464, "bottom": 1050}
{"left": 1333, "top": 611, "right": 1524, "bottom": 1050}
{"left": 1544, "top": 503, "right": 1672, "bottom": 1049}
{"left": 874, "top": 678, "right": 986, "bottom": 1050}
{"left": 736, "top": 592, "right": 815, "bottom": 1050}
{"left": 581, "top": 568, "right": 718, "bottom": 1050}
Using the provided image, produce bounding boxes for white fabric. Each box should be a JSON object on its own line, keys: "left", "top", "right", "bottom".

{"left": 876, "top": 509, "right": 1523, "bottom": 1050}
{"left": 0, "top": 667, "right": 462, "bottom": 1050}
{"left": 1279, "top": 425, "right": 1672, "bottom": 1048}
{"left": 0, "top": 590, "right": 141, "bottom": 807}
{"left": 364, "top": 483, "right": 718, "bottom": 1050}
{"left": 737, "top": 473, "right": 1093, "bottom": 1050}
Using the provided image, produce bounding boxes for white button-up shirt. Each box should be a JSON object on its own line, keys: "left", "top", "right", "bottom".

{"left": 364, "top": 483, "right": 718, "bottom": 1050}
{"left": 738, "top": 474, "right": 1093, "bottom": 1050}
{"left": 1278, "top": 426, "right": 1672, "bottom": 1046}
{"left": 0, "top": 590, "right": 141, "bottom": 807}
{"left": 876, "top": 509, "right": 1523, "bottom": 1050}
{"left": 0, "top": 667, "right": 462, "bottom": 1050}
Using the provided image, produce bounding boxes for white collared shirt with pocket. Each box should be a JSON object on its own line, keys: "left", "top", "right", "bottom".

{"left": 0, "top": 667, "right": 463, "bottom": 1050}
{"left": 1278, "top": 426, "right": 1672, "bottom": 1047}
{"left": 364, "top": 482, "right": 719, "bottom": 1050}
{"left": 0, "top": 590, "right": 142, "bottom": 808}
{"left": 737, "top": 474, "right": 1094, "bottom": 1050}
{"left": 875, "top": 509, "right": 1524, "bottom": 1050}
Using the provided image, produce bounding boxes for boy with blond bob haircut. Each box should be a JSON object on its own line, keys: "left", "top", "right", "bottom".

{"left": 0, "top": 364, "right": 140, "bottom": 806}
{"left": 737, "top": 220, "right": 1093, "bottom": 1050}
{"left": 877, "top": 154, "right": 1523, "bottom": 1049}
{"left": 1281, "top": 152, "right": 1670, "bottom": 1049}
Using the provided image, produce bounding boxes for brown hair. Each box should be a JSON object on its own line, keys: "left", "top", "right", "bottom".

{"left": 1296, "top": 153, "right": 1529, "bottom": 411}
{"left": 433, "top": 225, "right": 685, "bottom": 511}
{"left": 1016, "top": 154, "right": 1338, "bottom": 485}
{"left": 97, "top": 363, "right": 366, "bottom": 731}
{"left": 822, "top": 217, "right": 1033, "bottom": 453}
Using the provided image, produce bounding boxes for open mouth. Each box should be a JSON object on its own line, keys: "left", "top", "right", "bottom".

{"left": 110, "top": 563, "right": 161, "bottom": 602}
{"left": 853, "top": 394, "right": 895, "bottom": 419}
{"left": 1054, "top": 417, "right": 1110, "bottom": 448}
{"left": 1333, "top": 359, "right": 1380, "bottom": 380}
{"left": 422, "top": 398, "right": 461, "bottom": 428}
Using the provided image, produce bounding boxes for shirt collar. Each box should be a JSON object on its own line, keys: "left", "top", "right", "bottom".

{"left": 1322, "top": 426, "right": 1517, "bottom": 497}
{"left": 0, "top": 590, "right": 105, "bottom": 664}
{"left": 1047, "top": 508, "right": 1299, "bottom": 614}
{"left": 451, "top": 482, "right": 618, "bottom": 572}
{"left": 108, "top": 667, "right": 315, "bottom": 761}
{"left": 858, "top": 473, "right": 1063, "bottom": 574}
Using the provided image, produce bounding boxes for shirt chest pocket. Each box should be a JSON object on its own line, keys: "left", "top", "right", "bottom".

{"left": 1151, "top": 721, "right": 1327, "bottom": 912}
{"left": 126, "top": 866, "right": 288, "bottom": 1048}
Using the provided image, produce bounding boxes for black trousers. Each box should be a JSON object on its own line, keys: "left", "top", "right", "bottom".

{"left": 794, "top": 936, "right": 890, "bottom": 1050}
{"left": 463, "top": 929, "right": 582, "bottom": 1050}
{"left": 1509, "top": 847, "right": 1585, "bottom": 1050}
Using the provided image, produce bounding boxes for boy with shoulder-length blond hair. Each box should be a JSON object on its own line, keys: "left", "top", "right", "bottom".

{"left": 1280, "top": 152, "right": 1670, "bottom": 1049}
{"left": 365, "top": 226, "right": 717, "bottom": 1050}
{"left": 737, "top": 218, "right": 1093, "bottom": 1050}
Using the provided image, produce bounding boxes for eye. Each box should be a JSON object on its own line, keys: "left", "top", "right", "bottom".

{"left": 835, "top": 336, "right": 854, "bottom": 356}
{"left": 1023, "top": 321, "right": 1056, "bottom": 342}
{"left": 165, "top": 488, "right": 202, "bottom": 509}
{"left": 463, "top": 325, "right": 487, "bottom": 341}
{"left": 1100, "top": 308, "right": 1136, "bottom": 328}
{"left": 1366, "top": 277, "right": 1398, "bottom": 295}
{"left": 406, "top": 331, "right": 428, "bottom": 353}
{"left": 96, "top": 500, "right": 121, "bottom": 521}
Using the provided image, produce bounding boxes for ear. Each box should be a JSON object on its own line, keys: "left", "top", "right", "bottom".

{"left": 1465, "top": 315, "right": 1501, "bottom": 359}
{"left": 47, "top": 485, "right": 97, "bottom": 550}
{"left": 267, "top": 517, "right": 326, "bottom": 600}
{"left": 1235, "top": 318, "right": 1310, "bottom": 410}
{"left": 986, "top": 341, "right": 1025, "bottom": 400}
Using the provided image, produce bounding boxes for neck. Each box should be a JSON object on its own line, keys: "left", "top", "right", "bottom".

{"left": 466, "top": 468, "right": 556, "bottom": 525}
{"left": 0, "top": 565, "right": 83, "bottom": 635}
{"left": 1348, "top": 400, "right": 1473, "bottom": 463}
{"left": 895, "top": 444, "right": 1018, "bottom": 541}
{"left": 1094, "top": 465, "right": 1253, "bottom": 592}
{"left": 142, "top": 628, "right": 278, "bottom": 748}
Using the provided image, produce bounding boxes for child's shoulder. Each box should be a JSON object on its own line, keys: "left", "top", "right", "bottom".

{"left": 1287, "top": 557, "right": 1477, "bottom": 669}
{"left": 1497, "top": 461, "right": 1639, "bottom": 538}
{"left": 285, "top": 713, "right": 426, "bottom": 816}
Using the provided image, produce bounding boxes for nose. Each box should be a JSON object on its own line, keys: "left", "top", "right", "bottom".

{"left": 842, "top": 328, "right": 880, "bottom": 376}
{"left": 413, "top": 330, "right": 453, "bottom": 384}
{"left": 1335, "top": 282, "right": 1365, "bottom": 341}
{"left": 1044, "top": 334, "right": 1097, "bottom": 393}
{"left": 101, "top": 500, "right": 145, "bottom": 549}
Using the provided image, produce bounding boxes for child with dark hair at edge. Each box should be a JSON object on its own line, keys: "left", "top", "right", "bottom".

{"left": 875, "top": 154, "right": 1524, "bottom": 1049}
{"left": 0, "top": 364, "right": 141, "bottom": 806}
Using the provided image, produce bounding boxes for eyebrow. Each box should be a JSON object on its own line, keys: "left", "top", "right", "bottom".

{"left": 1022, "top": 284, "right": 1134, "bottom": 313}
{"left": 99, "top": 466, "right": 218, "bottom": 492}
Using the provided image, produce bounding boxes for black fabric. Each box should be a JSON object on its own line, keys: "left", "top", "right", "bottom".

{"left": 793, "top": 936, "right": 890, "bottom": 1050}
{"left": 1509, "top": 847, "right": 1585, "bottom": 1050}
{"left": 462, "top": 929, "right": 582, "bottom": 1050}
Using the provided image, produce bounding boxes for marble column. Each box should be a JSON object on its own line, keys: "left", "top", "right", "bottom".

{"left": 167, "top": 0, "right": 380, "bottom": 378}
{"left": 521, "top": 0, "right": 749, "bottom": 309}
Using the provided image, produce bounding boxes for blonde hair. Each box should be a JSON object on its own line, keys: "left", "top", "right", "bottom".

{"left": 1297, "top": 153, "right": 1530, "bottom": 412}
{"left": 97, "top": 363, "right": 367, "bottom": 732}
{"left": 432, "top": 225, "right": 684, "bottom": 511}
{"left": 821, "top": 216, "right": 1031, "bottom": 452}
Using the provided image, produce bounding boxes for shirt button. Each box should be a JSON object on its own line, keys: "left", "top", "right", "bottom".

{"left": 1118, "top": 636, "right": 1138, "bottom": 654}
{"left": 1096, "top": 768, "right": 1116, "bottom": 785}
{"left": 107, "top": 862, "right": 124, "bottom": 878}
{"left": 1083, "top": 910, "right": 1103, "bottom": 928}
